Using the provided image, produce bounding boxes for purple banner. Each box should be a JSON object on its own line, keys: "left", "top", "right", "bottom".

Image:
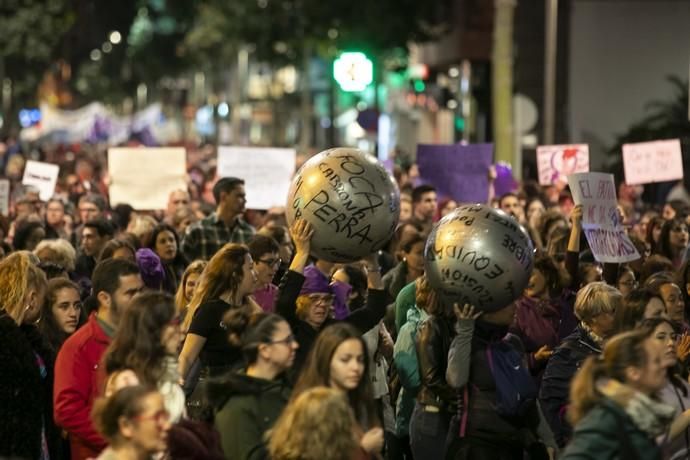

{"left": 494, "top": 161, "right": 517, "bottom": 196}
{"left": 416, "top": 143, "right": 493, "bottom": 204}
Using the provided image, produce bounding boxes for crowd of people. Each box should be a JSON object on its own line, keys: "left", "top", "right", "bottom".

{"left": 3, "top": 141, "right": 690, "bottom": 460}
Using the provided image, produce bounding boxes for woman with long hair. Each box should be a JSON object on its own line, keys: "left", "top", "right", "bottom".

{"left": 92, "top": 385, "right": 171, "bottom": 460}
{"left": 268, "top": 387, "right": 362, "bottom": 460}
{"left": 656, "top": 217, "right": 689, "bottom": 269}
{"left": 0, "top": 252, "right": 61, "bottom": 459}
{"left": 174, "top": 260, "right": 207, "bottom": 319}
{"left": 104, "top": 291, "right": 186, "bottom": 423}
{"left": 207, "top": 309, "right": 298, "bottom": 459}
{"left": 561, "top": 330, "right": 671, "bottom": 459}
{"left": 148, "top": 223, "right": 187, "bottom": 293}
{"left": 39, "top": 277, "right": 83, "bottom": 353}
{"left": 178, "top": 243, "right": 259, "bottom": 382}
{"left": 292, "top": 323, "right": 384, "bottom": 458}
{"left": 642, "top": 317, "right": 690, "bottom": 459}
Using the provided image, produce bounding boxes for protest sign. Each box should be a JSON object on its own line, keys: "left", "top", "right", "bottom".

{"left": 416, "top": 143, "right": 493, "bottom": 204}
{"left": 108, "top": 147, "right": 187, "bottom": 210}
{"left": 22, "top": 160, "right": 59, "bottom": 201}
{"left": 537, "top": 144, "right": 589, "bottom": 185}
{"left": 217, "top": 146, "right": 296, "bottom": 210}
{"left": 0, "top": 180, "right": 9, "bottom": 216}
{"left": 568, "top": 172, "right": 639, "bottom": 263}
{"left": 622, "top": 139, "right": 683, "bottom": 185}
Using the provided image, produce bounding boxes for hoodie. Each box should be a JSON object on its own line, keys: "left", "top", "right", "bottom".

{"left": 207, "top": 371, "right": 291, "bottom": 460}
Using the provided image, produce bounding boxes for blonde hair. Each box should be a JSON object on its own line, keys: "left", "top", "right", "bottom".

{"left": 182, "top": 244, "right": 249, "bottom": 331}
{"left": 34, "top": 238, "right": 77, "bottom": 272}
{"left": 0, "top": 252, "right": 47, "bottom": 323}
{"left": 574, "top": 281, "right": 623, "bottom": 323}
{"left": 267, "top": 387, "right": 357, "bottom": 460}
{"left": 174, "top": 260, "right": 207, "bottom": 314}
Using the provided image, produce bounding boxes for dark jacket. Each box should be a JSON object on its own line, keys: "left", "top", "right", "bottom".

{"left": 539, "top": 324, "right": 602, "bottom": 447}
{"left": 207, "top": 372, "right": 291, "bottom": 460}
{"left": 415, "top": 314, "right": 457, "bottom": 410}
{"left": 382, "top": 261, "right": 409, "bottom": 304}
{"left": 560, "top": 399, "right": 661, "bottom": 460}
{"left": 276, "top": 269, "right": 387, "bottom": 376}
{"left": 0, "top": 313, "right": 62, "bottom": 460}
{"left": 446, "top": 320, "right": 543, "bottom": 444}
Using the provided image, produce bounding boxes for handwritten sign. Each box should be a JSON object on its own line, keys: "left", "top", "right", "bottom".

{"left": 537, "top": 144, "right": 589, "bottom": 186}
{"left": 622, "top": 139, "right": 683, "bottom": 185}
{"left": 108, "top": 147, "right": 187, "bottom": 210}
{"left": 22, "top": 160, "right": 60, "bottom": 201}
{"left": 417, "top": 143, "right": 493, "bottom": 203}
{"left": 217, "top": 146, "right": 296, "bottom": 210}
{"left": 0, "top": 180, "right": 9, "bottom": 216}
{"left": 568, "top": 172, "right": 640, "bottom": 263}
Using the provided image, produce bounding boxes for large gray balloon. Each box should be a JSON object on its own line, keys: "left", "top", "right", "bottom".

{"left": 424, "top": 204, "right": 535, "bottom": 312}
{"left": 286, "top": 148, "right": 400, "bottom": 262}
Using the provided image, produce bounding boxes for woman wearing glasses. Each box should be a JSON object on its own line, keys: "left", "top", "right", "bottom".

{"left": 207, "top": 309, "right": 298, "bottom": 459}
{"left": 93, "top": 385, "right": 171, "bottom": 460}
{"left": 249, "top": 234, "right": 282, "bottom": 313}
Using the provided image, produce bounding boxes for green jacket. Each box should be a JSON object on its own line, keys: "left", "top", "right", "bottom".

{"left": 208, "top": 371, "right": 291, "bottom": 460}
{"left": 560, "top": 399, "right": 662, "bottom": 460}
{"left": 394, "top": 279, "right": 417, "bottom": 333}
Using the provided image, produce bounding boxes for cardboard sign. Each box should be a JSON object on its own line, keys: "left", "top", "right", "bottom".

{"left": 22, "top": 160, "right": 59, "bottom": 201}
{"left": 417, "top": 143, "right": 493, "bottom": 204}
{"left": 0, "top": 179, "right": 9, "bottom": 216}
{"left": 622, "top": 139, "right": 683, "bottom": 185}
{"left": 568, "top": 172, "right": 640, "bottom": 263}
{"left": 217, "top": 146, "right": 296, "bottom": 210}
{"left": 537, "top": 144, "right": 589, "bottom": 185}
{"left": 108, "top": 147, "right": 187, "bottom": 210}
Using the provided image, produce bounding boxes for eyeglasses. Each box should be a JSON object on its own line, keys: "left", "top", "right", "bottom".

{"left": 269, "top": 334, "right": 296, "bottom": 345}
{"left": 134, "top": 409, "right": 170, "bottom": 425}
{"left": 307, "top": 294, "right": 334, "bottom": 304}
{"left": 257, "top": 258, "right": 282, "bottom": 267}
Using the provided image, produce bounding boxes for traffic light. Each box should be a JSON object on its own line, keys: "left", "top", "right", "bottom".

{"left": 333, "top": 52, "right": 373, "bottom": 92}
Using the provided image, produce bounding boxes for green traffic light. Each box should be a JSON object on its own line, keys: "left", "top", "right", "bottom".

{"left": 413, "top": 80, "right": 425, "bottom": 92}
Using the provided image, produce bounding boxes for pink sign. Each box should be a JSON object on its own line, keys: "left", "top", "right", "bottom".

{"left": 537, "top": 144, "right": 589, "bottom": 186}
{"left": 622, "top": 139, "right": 683, "bottom": 185}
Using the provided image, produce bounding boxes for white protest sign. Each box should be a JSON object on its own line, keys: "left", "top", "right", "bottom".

{"left": 568, "top": 172, "right": 640, "bottom": 264}
{"left": 622, "top": 139, "right": 683, "bottom": 185}
{"left": 0, "top": 180, "right": 9, "bottom": 216}
{"left": 537, "top": 144, "right": 589, "bottom": 186}
{"left": 108, "top": 147, "right": 187, "bottom": 210}
{"left": 217, "top": 146, "right": 296, "bottom": 210}
{"left": 22, "top": 160, "right": 59, "bottom": 201}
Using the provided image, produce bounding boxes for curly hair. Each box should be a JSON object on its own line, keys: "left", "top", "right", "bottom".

{"left": 0, "top": 252, "right": 47, "bottom": 323}
{"left": 34, "top": 238, "right": 77, "bottom": 272}
{"left": 267, "top": 386, "right": 357, "bottom": 460}
{"left": 104, "top": 291, "right": 177, "bottom": 386}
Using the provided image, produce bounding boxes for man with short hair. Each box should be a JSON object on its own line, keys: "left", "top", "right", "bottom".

{"left": 165, "top": 189, "right": 191, "bottom": 224}
{"left": 54, "top": 259, "right": 144, "bottom": 460}
{"left": 181, "top": 177, "right": 255, "bottom": 261}
{"left": 499, "top": 192, "right": 526, "bottom": 224}
{"left": 409, "top": 184, "right": 437, "bottom": 235}
{"left": 75, "top": 219, "right": 115, "bottom": 279}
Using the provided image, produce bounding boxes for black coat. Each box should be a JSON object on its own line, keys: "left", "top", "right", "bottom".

{"left": 539, "top": 324, "right": 602, "bottom": 447}
{"left": 0, "top": 313, "right": 62, "bottom": 460}
{"left": 276, "top": 269, "right": 387, "bottom": 377}
{"left": 415, "top": 314, "right": 457, "bottom": 409}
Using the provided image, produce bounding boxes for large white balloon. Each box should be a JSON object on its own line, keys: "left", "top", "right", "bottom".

{"left": 424, "top": 204, "right": 535, "bottom": 312}
{"left": 286, "top": 148, "right": 400, "bottom": 262}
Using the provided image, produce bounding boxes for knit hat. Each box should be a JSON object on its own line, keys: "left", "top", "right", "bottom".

{"left": 135, "top": 248, "right": 166, "bottom": 290}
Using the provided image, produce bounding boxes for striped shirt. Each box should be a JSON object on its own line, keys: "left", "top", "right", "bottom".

{"left": 180, "top": 213, "right": 255, "bottom": 261}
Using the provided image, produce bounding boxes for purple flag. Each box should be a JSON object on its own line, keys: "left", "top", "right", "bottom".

{"left": 494, "top": 161, "right": 517, "bottom": 196}
{"left": 416, "top": 143, "right": 493, "bottom": 204}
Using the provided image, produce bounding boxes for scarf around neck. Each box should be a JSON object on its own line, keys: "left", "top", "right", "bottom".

{"left": 597, "top": 378, "right": 676, "bottom": 437}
